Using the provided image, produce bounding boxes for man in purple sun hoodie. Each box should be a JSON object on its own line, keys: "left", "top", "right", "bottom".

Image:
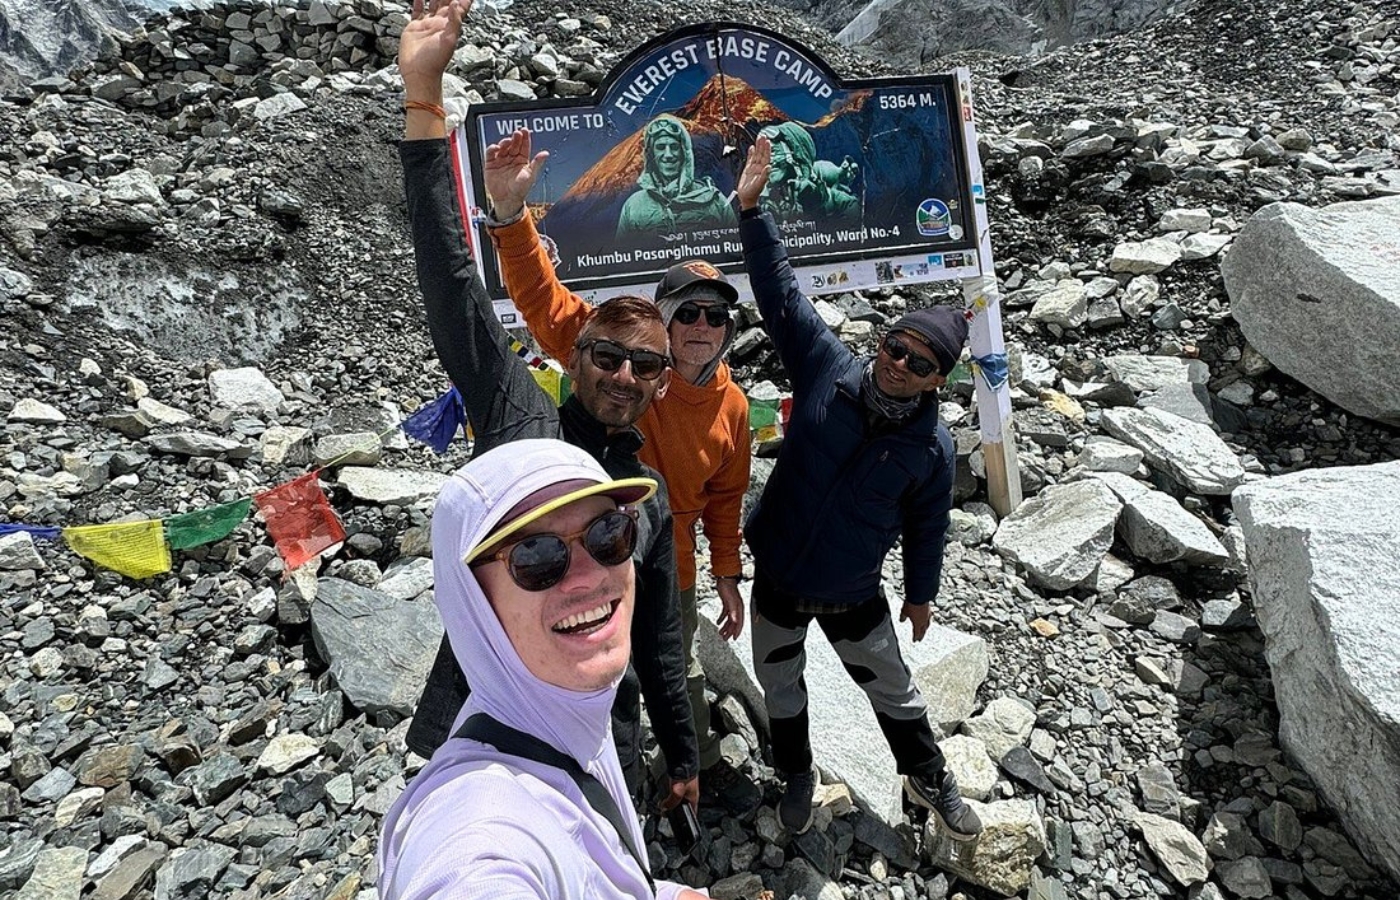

{"left": 377, "top": 438, "right": 705, "bottom": 899}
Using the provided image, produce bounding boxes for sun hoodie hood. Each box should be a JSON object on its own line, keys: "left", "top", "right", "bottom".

{"left": 378, "top": 439, "right": 676, "bottom": 899}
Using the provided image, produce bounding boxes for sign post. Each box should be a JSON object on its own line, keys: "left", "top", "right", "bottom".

{"left": 954, "top": 74, "right": 1021, "bottom": 517}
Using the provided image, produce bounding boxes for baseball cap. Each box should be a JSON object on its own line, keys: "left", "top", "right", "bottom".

{"left": 461, "top": 440, "right": 657, "bottom": 565}
{"left": 654, "top": 259, "right": 739, "bottom": 304}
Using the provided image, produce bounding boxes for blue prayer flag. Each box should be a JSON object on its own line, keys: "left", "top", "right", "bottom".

{"left": 402, "top": 386, "right": 466, "bottom": 454}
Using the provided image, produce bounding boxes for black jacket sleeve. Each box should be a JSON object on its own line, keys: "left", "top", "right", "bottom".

{"left": 400, "top": 138, "right": 557, "bottom": 452}
{"left": 400, "top": 138, "right": 561, "bottom": 758}
{"left": 630, "top": 486, "right": 699, "bottom": 779}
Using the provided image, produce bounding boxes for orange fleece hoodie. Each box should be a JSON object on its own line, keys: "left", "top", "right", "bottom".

{"left": 488, "top": 216, "right": 750, "bottom": 591}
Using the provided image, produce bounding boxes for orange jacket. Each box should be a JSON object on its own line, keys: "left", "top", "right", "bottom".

{"left": 488, "top": 216, "right": 750, "bottom": 591}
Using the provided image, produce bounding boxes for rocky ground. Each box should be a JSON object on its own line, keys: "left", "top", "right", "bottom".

{"left": 1, "top": 0, "right": 1398, "bottom": 898}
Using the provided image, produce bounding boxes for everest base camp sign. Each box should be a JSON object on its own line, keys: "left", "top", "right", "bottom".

{"left": 451, "top": 22, "right": 987, "bottom": 313}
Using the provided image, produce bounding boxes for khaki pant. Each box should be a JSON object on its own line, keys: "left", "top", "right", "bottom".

{"left": 678, "top": 584, "right": 722, "bottom": 769}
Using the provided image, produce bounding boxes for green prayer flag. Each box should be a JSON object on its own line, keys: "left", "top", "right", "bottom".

{"left": 165, "top": 498, "right": 252, "bottom": 550}
{"left": 749, "top": 399, "right": 780, "bottom": 430}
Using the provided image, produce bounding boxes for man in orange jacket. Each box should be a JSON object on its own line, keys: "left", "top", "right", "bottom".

{"left": 482, "top": 127, "right": 751, "bottom": 783}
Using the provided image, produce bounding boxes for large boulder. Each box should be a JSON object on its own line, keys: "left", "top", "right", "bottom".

{"left": 992, "top": 480, "right": 1122, "bottom": 589}
{"left": 310, "top": 578, "right": 442, "bottom": 723}
{"left": 1101, "top": 407, "right": 1245, "bottom": 495}
{"left": 1232, "top": 461, "right": 1400, "bottom": 881}
{"left": 1222, "top": 197, "right": 1400, "bottom": 426}
{"left": 696, "top": 587, "right": 987, "bottom": 825}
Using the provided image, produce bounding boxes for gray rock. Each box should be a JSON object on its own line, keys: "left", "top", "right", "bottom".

{"left": 144, "top": 432, "right": 253, "bottom": 459}
{"left": 1234, "top": 461, "right": 1400, "bottom": 882}
{"left": 313, "top": 432, "right": 382, "bottom": 467}
{"left": 8, "top": 398, "right": 66, "bottom": 424}
{"left": 1103, "top": 354, "right": 1210, "bottom": 394}
{"left": 259, "top": 425, "right": 314, "bottom": 467}
{"left": 207, "top": 367, "right": 283, "bottom": 414}
{"left": 336, "top": 467, "right": 448, "bottom": 505}
{"left": 929, "top": 799, "right": 1045, "bottom": 895}
{"left": 1137, "top": 762, "right": 1181, "bottom": 819}
{"left": 15, "top": 846, "right": 87, "bottom": 900}
{"left": 256, "top": 734, "right": 320, "bottom": 775}
{"left": 999, "top": 745, "right": 1054, "bottom": 794}
{"left": 1139, "top": 382, "right": 1220, "bottom": 428}
{"left": 1159, "top": 208, "right": 1212, "bottom": 232}
{"left": 939, "top": 734, "right": 997, "bottom": 800}
{"left": 181, "top": 753, "right": 246, "bottom": 805}
{"left": 992, "top": 480, "right": 1122, "bottom": 590}
{"left": 1029, "top": 280, "right": 1088, "bottom": 328}
{"left": 153, "top": 845, "right": 236, "bottom": 900}
{"left": 0, "top": 532, "right": 45, "bottom": 570}
{"left": 1118, "top": 489, "right": 1231, "bottom": 565}
{"left": 93, "top": 845, "right": 166, "bottom": 900}
{"left": 1150, "top": 610, "right": 1201, "bottom": 643}
{"left": 1203, "top": 810, "right": 1265, "bottom": 860}
{"left": 1080, "top": 437, "right": 1144, "bottom": 473}
{"left": 1134, "top": 810, "right": 1208, "bottom": 886}
{"left": 960, "top": 697, "right": 1037, "bottom": 762}
{"left": 253, "top": 92, "right": 308, "bottom": 121}
{"left": 1259, "top": 800, "right": 1303, "bottom": 852}
{"left": 378, "top": 557, "right": 435, "bottom": 601}
{"left": 1101, "top": 407, "right": 1245, "bottom": 495}
{"left": 311, "top": 578, "right": 443, "bottom": 721}
{"left": 1109, "top": 238, "right": 1183, "bottom": 274}
{"left": 1201, "top": 597, "right": 1254, "bottom": 630}
{"left": 22, "top": 766, "right": 76, "bottom": 803}
{"left": 1222, "top": 196, "right": 1400, "bottom": 425}
{"left": 1216, "top": 856, "right": 1272, "bottom": 899}
{"left": 104, "top": 169, "right": 164, "bottom": 206}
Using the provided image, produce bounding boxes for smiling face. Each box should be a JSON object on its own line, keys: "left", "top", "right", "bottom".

{"left": 476, "top": 495, "right": 635, "bottom": 692}
{"left": 568, "top": 319, "right": 671, "bottom": 429}
{"left": 873, "top": 329, "right": 947, "bottom": 398}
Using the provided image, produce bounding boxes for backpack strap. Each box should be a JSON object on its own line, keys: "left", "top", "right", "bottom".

{"left": 454, "top": 713, "right": 656, "bottom": 896}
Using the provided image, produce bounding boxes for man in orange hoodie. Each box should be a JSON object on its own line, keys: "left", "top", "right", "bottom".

{"left": 483, "top": 127, "right": 751, "bottom": 783}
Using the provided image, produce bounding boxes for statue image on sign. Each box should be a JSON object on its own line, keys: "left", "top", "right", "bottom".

{"left": 757, "top": 122, "right": 860, "bottom": 220}
{"left": 616, "top": 114, "right": 737, "bottom": 239}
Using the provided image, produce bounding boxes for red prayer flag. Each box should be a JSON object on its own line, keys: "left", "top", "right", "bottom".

{"left": 780, "top": 397, "right": 793, "bottom": 428}
{"left": 254, "top": 471, "right": 345, "bottom": 571}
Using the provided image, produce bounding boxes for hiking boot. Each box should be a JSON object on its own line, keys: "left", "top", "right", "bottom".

{"left": 779, "top": 767, "right": 816, "bottom": 834}
{"left": 905, "top": 769, "right": 983, "bottom": 841}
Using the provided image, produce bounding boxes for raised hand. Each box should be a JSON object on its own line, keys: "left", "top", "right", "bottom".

{"left": 736, "top": 135, "right": 772, "bottom": 211}
{"left": 399, "top": 0, "right": 471, "bottom": 100}
{"left": 483, "top": 128, "right": 549, "bottom": 222}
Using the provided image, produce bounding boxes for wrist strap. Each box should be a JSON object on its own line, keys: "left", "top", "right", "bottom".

{"left": 484, "top": 205, "right": 527, "bottom": 228}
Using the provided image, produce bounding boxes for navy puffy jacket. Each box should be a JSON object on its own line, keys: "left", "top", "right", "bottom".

{"left": 740, "top": 210, "right": 955, "bottom": 608}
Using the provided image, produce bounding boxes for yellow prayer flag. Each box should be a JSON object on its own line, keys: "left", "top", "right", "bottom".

{"left": 531, "top": 367, "right": 563, "bottom": 406}
{"left": 64, "top": 520, "right": 171, "bottom": 579}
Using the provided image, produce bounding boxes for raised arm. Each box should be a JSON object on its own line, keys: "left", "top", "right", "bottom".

{"left": 485, "top": 129, "right": 595, "bottom": 363}
{"left": 399, "top": 0, "right": 555, "bottom": 452}
{"left": 736, "top": 136, "right": 850, "bottom": 393}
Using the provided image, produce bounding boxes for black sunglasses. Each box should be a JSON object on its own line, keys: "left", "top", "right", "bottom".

{"left": 673, "top": 302, "right": 730, "bottom": 328}
{"left": 578, "top": 339, "right": 669, "bottom": 381}
{"left": 474, "top": 508, "right": 639, "bottom": 592}
{"left": 881, "top": 333, "right": 938, "bottom": 378}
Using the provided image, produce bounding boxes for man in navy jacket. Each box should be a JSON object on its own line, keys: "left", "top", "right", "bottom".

{"left": 736, "top": 136, "right": 982, "bottom": 840}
